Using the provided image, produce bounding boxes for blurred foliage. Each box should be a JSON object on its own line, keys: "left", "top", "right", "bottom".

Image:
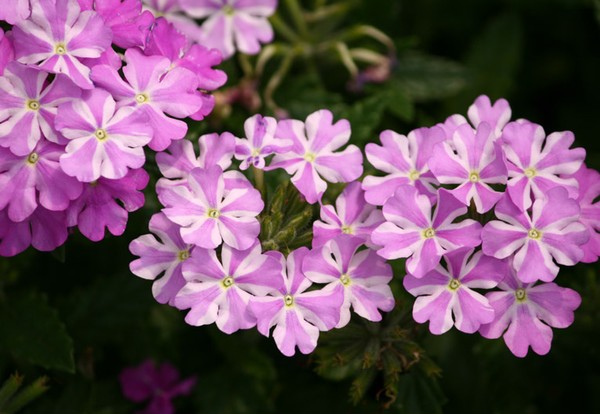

{"left": 1, "top": 0, "right": 599, "bottom": 413}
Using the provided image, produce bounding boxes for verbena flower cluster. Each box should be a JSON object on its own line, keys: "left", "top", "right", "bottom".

{"left": 0, "top": 0, "right": 227, "bottom": 255}
{"left": 2, "top": 1, "right": 598, "bottom": 361}
{"left": 130, "top": 98, "right": 599, "bottom": 358}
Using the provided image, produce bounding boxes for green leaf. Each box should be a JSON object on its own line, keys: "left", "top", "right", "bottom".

{"left": 464, "top": 13, "right": 523, "bottom": 98}
{"left": 393, "top": 368, "right": 446, "bottom": 414}
{"left": 341, "top": 94, "right": 388, "bottom": 145}
{"left": 392, "top": 54, "right": 468, "bottom": 102}
{"left": 0, "top": 294, "right": 74, "bottom": 373}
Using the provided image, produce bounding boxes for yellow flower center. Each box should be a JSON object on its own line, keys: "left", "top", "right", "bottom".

{"left": 341, "top": 225, "right": 353, "bottom": 234}
{"left": 95, "top": 129, "right": 108, "bottom": 141}
{"left": 528, "top": 228, "right": 542, "bottom": 240}
{"left": 422, "top": 228, "right": 435, "bottom": 239}
{"left": 222, "top": 4, "right": 235, "bottom": 15}
{"left": 54, "top": 43, "right": 67, "bottom": 55}
{"left": 448, "top": 279, "right": 461, "bottom": 291}
{"left": 524, "top": 167, "right": 536, "bottom": 178}
{"left": 207, "top": 208, "right": 220, "bottom": 219}
{"left": 135, "top": 93, "right": 149, "bottom": 104}
{"left": 408, "top": 169, "right": 420, "bottom": 181}
{"left": 515, "top": 288, "right": 527, "bottom": 302}
{"left": 469, "top": 171, "right": 480, "bottom": 182}
{"left": 177, "top": 250, "right": 190, "bottom": 261}
{"left": 340, "top": 273, "right": 351, "bottom": 286}
{"left": 27, "top": 152, "right": 39, "bottom": 165}
{"left": 304, "top": 152, "right": 316, "bottom": 163}
{"left": 222, "top": 276, "right": 234, "bottom": 288}
{"left": 26, "top": 99, "right": 40, "bottom": 111}
{"left": 251, "top": 147, "right": 261, "bottom": 157}
{"left": 284, "top": 294, "right": 294, "bottom": 307}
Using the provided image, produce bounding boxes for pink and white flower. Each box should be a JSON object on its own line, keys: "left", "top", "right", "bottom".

{"left": 403, "top": 248, "right": 507, "bottom": 334}
{"left": 0, "top": 0, "right": 31, "bottom": 24}
{"left": 12, "top": 0, "right": 112, "bottom": 89}
{"left": 180, "top": 0, "right": 277, "bottom": 59}
{"left": 479, "top": 266, "right": 581, "bottom": 358}
{"left": 90, "top": 48, "right": 202, "bottom": 151}
{"left": 0, "top": 139, "right": 82, "bottom": 222}
{"left": 372, "top": 185, "right": 482, "bottom": 278}
{"left": 175, "top": 242, "right": 282, "bottom": 333}
{"left": 303, "top": 236, "right": 395, "bottom": 328}
{"left": 161, "top": 165, "right": 263, "bottom": 250}
{"left": 68, "top": 167, "right": 148, "bottom": 241}
{"left": 130, "top": 212, "right": 194, "bottom": 305}
{"left": 362, "top": 126, "right": 446, "bottom": 206}
{"left": 248, "top": 248, "right": 344, "bottom": 356}
{"left": 466, "top": 95, "right": 512, "bottom": 138}
{"left": 312, "top": 182, "right": 383, "bottom": 248}
{"left": 482, "top": 187, "right": 589, "bottom": 283}
{"left": 501, "top": 120, "right": 585, "bottom": 211}
{"left": 568, "top": 165, "right": 600, "bottom": 263}
{"left": 56, "top": 88, "right": 153, "bottom": 182}
{"left": 0, "top": 63, "right": 80, "bottom": 155}
{"left": 429, "top": 122, "right": 507, "bottom": 213}
{"left": 267, "top": 109, "right": 363, "bottom": 204}
{"left": 234, "top": 114, "right": 290, "bottom": 170}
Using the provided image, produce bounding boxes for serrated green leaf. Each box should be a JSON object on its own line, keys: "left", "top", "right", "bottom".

{"left": 0, "top": 294, "right": 74, "bottom": 373}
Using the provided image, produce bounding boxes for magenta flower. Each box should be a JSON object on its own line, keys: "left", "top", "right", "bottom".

{"left": 0, "top": 29, "right": 15, "bottom": 74}
{"left": 313, "top": 182, "right": 383, "bottom": 248}
{"left": 429, "top": 122, "right": 507, "bottom": 213}
{"left": 0, "top": 139, "right": 82, "bottom": 222}
{"left": 91, "top": 48, "right": 202, "bottom": 151}
{"left": 466, "top": 95, "right": 512, "bottom": 138}
{"left": 120, "top": 359, "right": 196, "bottom": 414}
{"left": 155, "top": 132, "right": 253, "bottom": 195}
{"left": 372, "top": 185, "right": 482, "bottom": 278}
{"left": 0, "top": 0, "right": 30, "bottom": 25}
{"left": 161, "top": 165, "right": 263, "bottom": 250}
{"left": 130, "top": 212, "right": 193, "bottom": 305}
{"left": 267, "top": 109, "right": 363, "bottom": 204}
{"left": 248, "top": 248, "right": 344, "bottom": 356}
{"left": 79, "top": 0, "right": 155, "bottom": 49}
{"left": 56, "top": 88, "right": 153, "bottom": 182}
{"left": 403, "top": 248, "right": 507, "bottom": 334}
{"left": 479, "top": 266, "right": 581, "bottom": 358}
{"left": 157, "top": 133, "right": 236, "bottom": 182}
{"left": 362, "top": 126, "right": 446, "bottom": 206}
{"left": 0, "top": 206, "right": 68, "bottom": 256}
{"left": 482, "top": 187, "right": 589, "bottom": 283}
{"left": 12, "top": 0, "right": 112, "bottom": 89}
{"left": 501, "top": 120, "right": 585, "bottom": 211}
{"left": 234, "top": 114, "right": 291, "bottom": 170}
{"left": 175, "top": 242, "right": 282, "bottom": 333}
{"left": 144, "top": 17, "right": 227, "bottom": 91}
{"left": 303, "top": 236, "right": 395, "bottom": 328}
{"left": 67, "top": 167, "right": 149, "bottom": 241}
{"left": 142, "top": 0, "right": 204, "bottom": 42}
{"left": 0, "top": 63, "right": 80, "bottom": 155}
{"left": 568, "top": 166, "right": 600, "bottom": 263}
{"left": 180, "top": 0, "right": 277, "bottom": 58}
{"left": 436, "top": 95, "right": 512, "bottom": 141}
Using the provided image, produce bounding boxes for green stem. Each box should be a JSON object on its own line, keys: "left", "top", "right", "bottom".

{"left": 284, "top": 0, "right": 309, "bottom": 38}
{"left": 270, "top": 13, "right": 300, "bottom": 43}
{"left": 252, "top": 166, "right": 265, "bottom": 197}
{"left": 335, "top": 42, "right": 359, "bottom": 79}
{"left": 264, "top": 49, "right": 297, "bottom": 112}
{"left": 237, "top": 53, "right": 254, "bottom": 77}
